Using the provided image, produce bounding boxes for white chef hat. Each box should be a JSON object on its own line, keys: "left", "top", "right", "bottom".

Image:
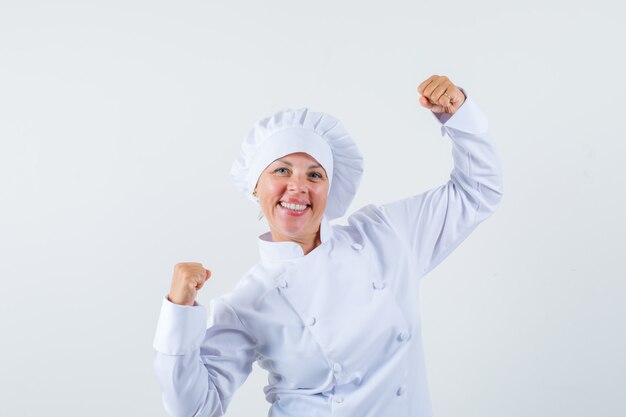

{"left": 230, "top": 107, "right": 364, "bottom": 220}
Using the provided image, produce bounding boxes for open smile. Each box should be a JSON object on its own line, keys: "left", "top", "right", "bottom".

{"left": 277, "top": 201, "right": 311, "bottom": 216}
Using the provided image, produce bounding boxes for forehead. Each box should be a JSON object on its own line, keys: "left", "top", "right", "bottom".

{"left": 273, "top": 152, "right": 323, "bottom": 167}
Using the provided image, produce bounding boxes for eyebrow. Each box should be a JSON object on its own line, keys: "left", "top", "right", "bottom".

{"left": 275, "top": 159, "right": 322, "bottom": 169}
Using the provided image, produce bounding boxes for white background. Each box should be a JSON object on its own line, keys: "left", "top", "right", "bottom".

{"left": 1, "top": 1, "right": 624, "bottom": 416}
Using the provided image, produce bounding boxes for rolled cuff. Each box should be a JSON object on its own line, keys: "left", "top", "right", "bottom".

{"left": 153, "top": 296, "right": 208, "bottom": 355}
{"left": 431, "top": 87, "right": 489, "bottom": 136}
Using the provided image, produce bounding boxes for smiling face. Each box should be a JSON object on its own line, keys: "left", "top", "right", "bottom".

{"left": 254, "top": 152, "right": 329, "bottom": 246}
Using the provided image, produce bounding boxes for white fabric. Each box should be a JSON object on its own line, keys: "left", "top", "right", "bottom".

{"left": 230, "top": 107, "right": 364, "bottom": 220}
{"left": 154, "top": 90, "right": 503, "bottom": 417}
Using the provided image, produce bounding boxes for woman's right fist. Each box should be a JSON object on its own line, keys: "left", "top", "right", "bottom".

{"left": 167, "top": 262, "right": 211, "bottom": 306}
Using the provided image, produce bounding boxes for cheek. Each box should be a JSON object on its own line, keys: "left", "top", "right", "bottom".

{"left": 257, "top": 176, "right": 282, "bottom": 195}
{"left": 313, "top": 188, "right": 329, "bottom": 211}
{"left": 265, "top": 182, "right": 286, "bottom": 198}
{"left": 257, "top": 180, "right": 285, "bottom": 210}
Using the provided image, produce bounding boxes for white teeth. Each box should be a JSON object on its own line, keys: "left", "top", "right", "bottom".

{"left": 280, "top": 202, "right": 308, "bottom": 211}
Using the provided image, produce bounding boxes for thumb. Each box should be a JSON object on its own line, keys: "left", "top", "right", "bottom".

{"left": 426, "top": 97, "right": 446, "bottom": 113}
{"left": 195, "top": 269, "right": 211, "bottom": 291}
{"left": 419, "top": 96, "right": 445, "bottom": 113}
{"left": 419, "top": 96, "right": 433, "bottom": 109}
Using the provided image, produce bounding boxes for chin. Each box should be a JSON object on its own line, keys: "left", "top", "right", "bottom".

{"left": 271, "top": 218, "right": 317, "bottom": 240}
{"left": 278, "top": 222, "right": 309, "bottom": 236}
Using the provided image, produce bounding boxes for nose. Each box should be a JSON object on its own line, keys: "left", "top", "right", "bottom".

{"left": 287, "top": 176, "right": 308, "bottom": 193}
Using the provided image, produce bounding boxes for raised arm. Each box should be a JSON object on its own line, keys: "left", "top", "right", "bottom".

{"left": 153, "top": 263, "right": 257, "bottom": 417}
{"left": 380, "top": 75, "right": 503, "bottom": 278}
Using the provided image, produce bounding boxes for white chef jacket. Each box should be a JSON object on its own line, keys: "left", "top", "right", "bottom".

{"left": 153, "top": 90, "right": 503, "bottom": 417}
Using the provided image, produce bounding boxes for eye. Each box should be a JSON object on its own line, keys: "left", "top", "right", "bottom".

{"left": 309, "top": 172, "right": 324, "bottom": 179}
{"left": 273, "top": 167, "right": 289, "bottom": 174}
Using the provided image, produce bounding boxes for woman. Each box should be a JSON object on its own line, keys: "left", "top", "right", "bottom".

{"left": 153, "top": 75, "right": 503, "bottom": 417}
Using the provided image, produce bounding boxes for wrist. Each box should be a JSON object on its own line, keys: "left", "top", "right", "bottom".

{"left": 167, "top": 293, "right": 194, "bottom": 306}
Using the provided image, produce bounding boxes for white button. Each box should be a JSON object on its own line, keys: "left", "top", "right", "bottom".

{"left": 398, "top": 331, "right": 410, "bottom": 341}
{"left": 334, "top": 395, "right": 344, "bottom": 403}
{"left": 333, "top": 363, "right": 343, "bottom": 373}
{"left": 372, "top": 281, "right": 385, "bottom": 290}
{"left": 277, "top": 279, "right": 288, "bottom": 288}
{"left": 396, "top": 386, "right": 405, "bottom": 396}
{"left": 306, "top": 317, "right": 316, "bottom": 326}
{"left": 351, "top": 243, "right": 363, "bottom": 250}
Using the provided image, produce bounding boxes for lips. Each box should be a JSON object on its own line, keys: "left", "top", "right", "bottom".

{"left": 277, "top": 200, "right": 311, "bottom": 216}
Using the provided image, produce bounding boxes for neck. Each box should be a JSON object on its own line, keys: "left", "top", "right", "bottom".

{"left": 270, "top": 228, "right": 322, "bottom": 255}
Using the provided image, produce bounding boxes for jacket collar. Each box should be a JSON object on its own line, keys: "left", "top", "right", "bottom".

{"left": 258, "top": 216, "right": 333, "bottom": 262}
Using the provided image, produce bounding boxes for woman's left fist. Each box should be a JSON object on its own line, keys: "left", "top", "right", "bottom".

{"left": 417, "top": 75, "right": 466, "bottom": 115}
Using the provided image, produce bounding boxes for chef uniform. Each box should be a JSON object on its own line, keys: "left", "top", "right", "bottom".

{"left": 153, "top": 88, "right": 503, "bottom": 417}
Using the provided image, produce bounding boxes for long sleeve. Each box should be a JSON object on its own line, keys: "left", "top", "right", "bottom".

{"left": 380, "top": 88, "right": 503, "bottom": 278}
{"left": 153, "top": 296, "right": 258, "bottom": 417}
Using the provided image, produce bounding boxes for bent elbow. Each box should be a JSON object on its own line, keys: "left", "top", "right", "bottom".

{"left": 160, "top": 388, "right": 225, "bottom": 417}
{"left": 153, "top": 353, "right": 226, "bottom": 417}
{"left": 478, "top": 183, "right": 503, "bottom": 220}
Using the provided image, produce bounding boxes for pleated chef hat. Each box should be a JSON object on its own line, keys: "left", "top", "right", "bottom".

{"left": 230, "top": 107, "right": 364, "bottom": 220}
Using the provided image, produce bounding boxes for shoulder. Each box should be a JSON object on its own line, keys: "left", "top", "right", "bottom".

{"left": 347, "top": 203, "right": 387, "bottom": 224}
{"left": 329, "top": 203, "right": 400, "bottom": 247}
{"left": 345, "top": 203, "right": 396, "bottom": 237}
{"left": 220, "top": 264, "right": 267, "bottom": 308}
{"left": 205, "top": 265, "right": 268, "bottom": 341}
{"left": 218, "top": 262, "right": 283, "bottom": 325}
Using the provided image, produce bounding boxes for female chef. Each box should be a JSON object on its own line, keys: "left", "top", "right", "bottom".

{"left": 153, "top": 75, "right": 503, "bottom": 417}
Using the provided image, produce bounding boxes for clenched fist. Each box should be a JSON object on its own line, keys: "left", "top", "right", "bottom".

{"left": 418, "top": 75, "right": 466, "bottom": 115}
{"left": 168, "top": 262, "right": 211, "bottom": 306}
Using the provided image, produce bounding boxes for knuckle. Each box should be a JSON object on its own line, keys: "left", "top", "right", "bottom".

{"left": 176, "top": 269, "right": 193, "bottom": 281}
